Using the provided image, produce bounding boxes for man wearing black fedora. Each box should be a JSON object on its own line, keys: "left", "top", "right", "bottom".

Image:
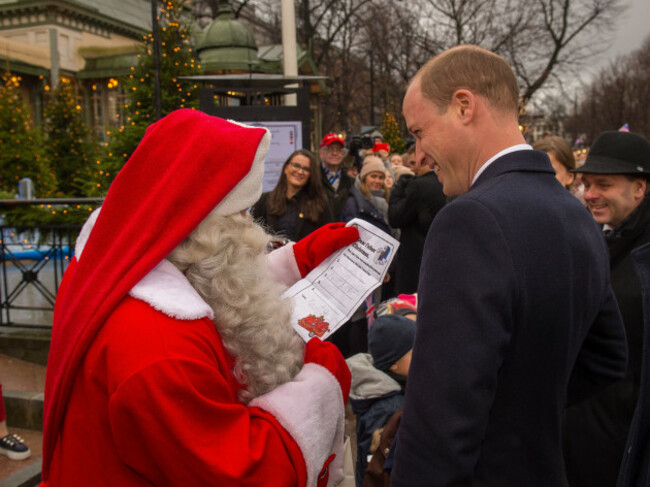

{"left": 564, "top": 130, "right": 650, "bottom": 487}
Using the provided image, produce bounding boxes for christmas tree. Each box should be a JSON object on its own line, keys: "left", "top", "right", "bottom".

{"left": 381, "top": 112, "right": 405, "bottom": 154}
{"left": 43, "top": 78, "right": 99, "bottom": 196}
{"left": 0, "top": 72, "right": 56, "bottom": 196}
{"left": 101, "top": 0, "right": 201, "bottom": 191}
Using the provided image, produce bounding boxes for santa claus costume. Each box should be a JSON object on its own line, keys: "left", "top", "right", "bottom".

{"left": 41, "top": 109, "right": 356, "bottom": 486}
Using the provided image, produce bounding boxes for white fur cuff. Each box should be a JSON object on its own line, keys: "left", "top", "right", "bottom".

{"left": 250, "top": 363, "right": 346, "bottom": 487}
{"left": 266, "top": 243, "right": 302, "bottom": 287}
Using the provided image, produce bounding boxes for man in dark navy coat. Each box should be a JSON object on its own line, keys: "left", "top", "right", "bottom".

{"left": 391, "top": 45, "right": 628, "bottom": 486}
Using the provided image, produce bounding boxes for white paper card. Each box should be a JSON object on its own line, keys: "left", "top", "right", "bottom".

{"left": 283, "top": 219, "right": 399, "bottom": 342}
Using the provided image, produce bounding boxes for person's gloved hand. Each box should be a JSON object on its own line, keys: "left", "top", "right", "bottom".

{"left": 293, "top": 223, "right": 360, "bottom": 277}
{"left": 304, "top": 337, "right": 351, "bottom": 403}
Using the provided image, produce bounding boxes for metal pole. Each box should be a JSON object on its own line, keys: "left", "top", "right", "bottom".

{"left": 281, "top": 0, "right": 299, "bottom": 106}
{"left": 49, "top": 28, "right": 59, "bottom": 89}
{"left": 370, "top": 53, "right": 375, "bottom": 126}
{"left": 151, "top": 0, "right": 163, "bottom": 120}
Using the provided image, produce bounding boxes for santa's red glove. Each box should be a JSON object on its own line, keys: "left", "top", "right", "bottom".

{"left": 293, "top": 223, "right": 360, "bottom": 278}
{"left": 304, "top": 337, "right": 351, "bottom": 403}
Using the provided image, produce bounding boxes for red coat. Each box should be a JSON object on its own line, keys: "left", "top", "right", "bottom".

{"left": 44, "top": 234, "right": 345, "bottom": 487}
{"left": 41, "top": 112, "right": 347, "bottom": 487}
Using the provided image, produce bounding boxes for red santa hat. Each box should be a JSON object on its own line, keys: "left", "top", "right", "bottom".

{"left": 41, "top": 109, "right": 270, "bottom": 478}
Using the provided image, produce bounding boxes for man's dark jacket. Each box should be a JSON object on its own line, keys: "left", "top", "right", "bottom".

{"left": 320, "top": 166, "right": 354, "bottom": 221}
{"left": 618, "top": 240, "right": 650, "bottom": 487}
{"left": 391, "top": 150, "right": 628, "bottom": 486}
{"left": 565, "top": 196, "right": 650, "bottom": 487}
{"left": 388, "top": 171, "right": 446, "bottom": 294}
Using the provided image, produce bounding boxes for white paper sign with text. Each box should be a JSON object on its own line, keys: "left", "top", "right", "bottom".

{"left": 283, "top": 219, "right": 399, "bottom": 342}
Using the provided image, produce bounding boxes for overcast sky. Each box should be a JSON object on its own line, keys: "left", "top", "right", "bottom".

{"left": 591, "top": 0, "right": 650, "bottom": 71}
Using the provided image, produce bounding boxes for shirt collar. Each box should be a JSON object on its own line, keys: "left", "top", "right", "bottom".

{"left": 471, "top": 144, "right": 533, "bottom": 186}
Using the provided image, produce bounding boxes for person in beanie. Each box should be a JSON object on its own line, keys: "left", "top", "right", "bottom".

{"left": 41, "top": 109, "right": 360, "bottom": 487}
{"left": 346, "top": 315, "right": 415, "bottom": 486}
{"left": 332, "top": 156, "right": 395, "bottom": 358}
{"left": 367, "top": 314, "right": 415, "bottom": 376}
{"left": 564, "top": 130, "right": 650, "bottom": 487}
{"left": 342, "top": 156, "right": 392, "bottom": 236}
{"left": 319, "top": 133, "right": 354, "bottom": 221}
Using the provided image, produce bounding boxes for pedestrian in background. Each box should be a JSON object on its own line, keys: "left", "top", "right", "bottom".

{"left": 533, "top": 135, "right": 584, "bottom": 203}
{"left": 252, "top": 149, "right": 334, "bottom": 242}
{"left": 319, "top": 133, "right": 354, "bottom": 221}
{"left": 566, "top": 131, "right": 650, "bottom": 487}
{"left": 0, "top": 382, "right": 30, "bottom": 460}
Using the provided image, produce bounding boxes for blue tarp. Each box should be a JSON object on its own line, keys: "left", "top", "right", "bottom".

{"left": 1, "top": 246, "right": 73, "bottom": 261}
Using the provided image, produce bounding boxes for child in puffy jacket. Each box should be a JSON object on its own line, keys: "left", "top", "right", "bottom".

{"left": 346, "top": 313, "right": 415, "bottom": 486}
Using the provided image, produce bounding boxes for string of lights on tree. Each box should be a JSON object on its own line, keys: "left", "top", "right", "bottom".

{"left": 381, "top": 112, "right": 405, "bottom": 154}
{"left": 98, "top": 0, "right": 201, "bottom": 194}
{"left": 0, "top": 72, "right": 56, "bottom": 197}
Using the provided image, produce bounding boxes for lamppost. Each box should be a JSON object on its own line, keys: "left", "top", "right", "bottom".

{"left": 281, "top": 0, "right": 299, "bottom": 106}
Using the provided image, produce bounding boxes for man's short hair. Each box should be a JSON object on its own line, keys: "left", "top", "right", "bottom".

{"left": 417, "top": 45, "right": 520, "bottom": 115}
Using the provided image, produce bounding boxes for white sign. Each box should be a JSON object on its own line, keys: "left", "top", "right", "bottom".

{"left": 243, "top": 121, "right": 303, "bottom": 192}
{"left": 283, "top": 219, "right": 399, "bottom": 342}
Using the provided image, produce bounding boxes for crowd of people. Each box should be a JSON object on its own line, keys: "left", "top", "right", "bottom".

{"left": 1, "top": 43, "right": 644, "bottom": 487}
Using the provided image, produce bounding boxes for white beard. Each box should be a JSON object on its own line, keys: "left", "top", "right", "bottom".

{"left": 167, "top": 212, "right": 304, "bottom": 404}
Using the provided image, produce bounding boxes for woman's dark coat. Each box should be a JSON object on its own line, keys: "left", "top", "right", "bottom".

{"left": 251, "top": 189, "right": 334, "bottom": 242}
{"left": 341, "top": 186, "right": 391, "bottom": 235}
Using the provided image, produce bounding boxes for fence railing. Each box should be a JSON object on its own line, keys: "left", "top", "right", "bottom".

{"left": 0, "top": 198, "right": 103, "bottom": 329}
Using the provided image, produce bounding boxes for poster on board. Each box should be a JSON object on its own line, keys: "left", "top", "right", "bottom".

{"left": 243, "top": 121, "right": 303, "bottom": 192}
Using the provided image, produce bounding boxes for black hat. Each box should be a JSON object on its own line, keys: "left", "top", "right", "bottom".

{"left": 368, "top": 314, "right": 416, "bottom": 371}
{"left": 573, "top": 131, "right": 650, "bottom": 176}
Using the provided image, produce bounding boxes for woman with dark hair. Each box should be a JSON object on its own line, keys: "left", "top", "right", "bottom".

{"left": 533, "top": 136, "right": 584, "bottom": 202}
{"left": 252, "top": 149, "right": 334, "bottom": 242}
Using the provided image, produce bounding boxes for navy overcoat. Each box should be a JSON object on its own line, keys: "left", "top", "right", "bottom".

{"left": 392, "top": 149, "right": 628, "bottom": 486}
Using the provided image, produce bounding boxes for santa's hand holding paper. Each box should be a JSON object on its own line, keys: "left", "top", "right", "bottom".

{"left": 41, "top": 109, "right": 351, "bottom": 487}
{"left": 293, "top": 223, "right": 360, "bottom": 278}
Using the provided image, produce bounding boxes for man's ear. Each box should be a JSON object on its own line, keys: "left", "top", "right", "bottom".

{"left": 634, "top": 177, "right": 647, "bottom": 198}
{"left": 389, "top": 363, "right": 398, "bottom": 372}
{"left": 452, "top": 89, "right": 474, "bottom": 123}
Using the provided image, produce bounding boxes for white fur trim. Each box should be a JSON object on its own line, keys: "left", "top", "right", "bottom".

{"left": 215, "top": 123, "right": 270, "bottom": 216}
{"left": 74, "top": 207, "right": 101, "bottom": 259}
{"left": 129, "top": 260, "right": 214, "bottom": 320}
{"left": 266, "top": 243, "right": 302, "bottom": 287}
{"left": 250, "top": 363, "right": 346, "bottom": 487}
{"left": 74, "top": 207, "right": 212, "bottom": 321}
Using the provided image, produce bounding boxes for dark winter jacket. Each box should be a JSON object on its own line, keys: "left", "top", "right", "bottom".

{"left": 251, "top": 189, "right": 334, "bottom": 242}
{"left": 341, "top": 186, "right": 391, "bottom": 236}
{"left": 321, "top": 166, "right": 354, "bottom": 221}
{"left": 393, "top": 149, "right": 627, "bottom": 486}
{"left": 388, "top": 171, "right": 446, "bottom": 294}
{"left": 565, "top": 195, "right": 650, "bottom": 487}
{"left": 618, "top": 240, "right": 650, "bottom": 487}
{"left": 347, "top": 354, "right": 404, "bottom": 487}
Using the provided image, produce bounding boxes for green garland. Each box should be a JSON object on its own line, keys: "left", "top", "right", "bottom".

{"left": 1, "top": 203, "right": 96, "bottom": 228}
